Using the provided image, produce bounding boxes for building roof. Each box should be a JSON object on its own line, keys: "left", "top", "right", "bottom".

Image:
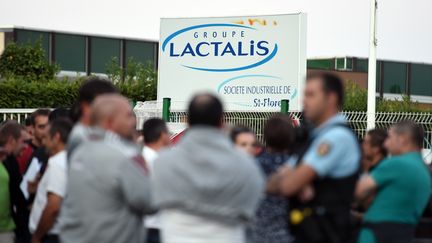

{"left": 0, "top": 25, "right": 158, "bottom": 43}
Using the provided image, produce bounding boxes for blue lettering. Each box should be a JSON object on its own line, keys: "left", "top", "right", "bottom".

{"left": 169, "top": 43, "right": 180, "bottom": 57}
{"left": 168, "top": 40, "right": 273, "bottom": 58}
{"left": 181, "top": 43, "right": 196, "bottom": 56}
{"left": 221, "top": 42, "right": 236, "bottom": 56}
{"left": 210, "top": 42, "right": 223, "bottom": 56}
{"left": 250, "top": 40, "right": 255, "bottom": 56}
{"left": 237, "top": 42, "right": 248, "bottom": 56}
{"left": 256, "top": 41, "right": 269, "bottom": 56}
{"left": 196, "top": 42, "right": 210, "bottom": 57}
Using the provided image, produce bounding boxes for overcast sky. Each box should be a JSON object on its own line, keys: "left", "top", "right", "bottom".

{"left": 1, "top": 0, "right": 431, "bottom": 63}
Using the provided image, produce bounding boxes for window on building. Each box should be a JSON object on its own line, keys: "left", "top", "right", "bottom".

{"left": 125, "top": 40, "right": 156, "bottom": 67}
{"left": 355, "top": 58, "right": 368, "bottom": 72}
{"left": 346, "top": 58, "right": 353, "bottom": 70}
{"left": 382, "top": 61, "right": 407, "bottom": 94}
{"left": 376, "top": 61, "right": 382, "bottom": 94}
{"left": 335, "top": 57, "right": 353, "bottom": 70}
{"left": 336, "top": 58, "right": 344, "bottom": 70}
{"left": 54, "top": 34, "right": 86, "bottom": 72}
{"left": 410, "top": 64, "right": 432, "bottom": 96}
{"left": 90, "top": 37, "right": 120, "bottom": 73}
{"left": 15, "top": 30, "right": 50, "bottom": 60}
{"left": 307, "top": 59, "right": 333, "bottom": 70}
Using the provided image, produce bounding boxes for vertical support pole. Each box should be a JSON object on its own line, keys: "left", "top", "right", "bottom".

{"left": 162, "top": 98, "right": 171, "bottom": 122}
{"left": 367, "top": 0, "right": 378, "bottom": 130}
{"left": 280, "top": 99, "right": 289, "bottom": 114}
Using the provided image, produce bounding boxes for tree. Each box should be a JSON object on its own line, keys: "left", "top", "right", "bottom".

{"left": 0, "top": 42, "right": 59, "bottom": 81}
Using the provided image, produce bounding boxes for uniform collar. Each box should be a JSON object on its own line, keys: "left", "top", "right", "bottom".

{"left": 312, "top": 114, "right": 347, "bottom": 137}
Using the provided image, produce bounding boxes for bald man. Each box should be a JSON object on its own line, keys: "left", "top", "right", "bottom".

{"left": 60, "top": 94, "right": 153, "bottom": 243}
{"left": 89, "top": 94, "right": 137, "bottom": 140}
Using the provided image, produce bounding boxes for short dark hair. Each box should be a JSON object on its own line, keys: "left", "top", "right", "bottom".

{"left": 49, "top": 108, "right": 71, "bottom": 122}
{"left": 230, "top": 126, "right": 254, "bottom": 143}
{"left": 142, "top": 118, "right": 168, "bottom": 144}
{"left": 264, "top": 114, "right": 295, "bottom": 152}
{"left": 367, "top": 128, "right": 388, "bottom": 157}
{"left": 49, "top": 118, "right": 73, "bottom": 144}
{"left": 30, "top": 109, "right": 51, "bottom": 125}
{"left": 307, "top": 72, "right": 344, "bottom": 108}
{"left": 0, "top": 120, "right": 24, "bottom": 146}
{"left": 25, "top": 117, "right": 32, "bottom": 126}
{"left": 393, "top": 120, "right": 424, "bottom": 149}
{"left": 188, "top": 93, "right": 223, "bottom": 127}
{"left": 78, "top": 78, "right": 118, "bottom": 104}
{"left": 71, "top": 78, "right": 119, "bottom": 122}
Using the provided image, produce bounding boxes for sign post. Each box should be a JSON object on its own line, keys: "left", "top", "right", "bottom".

{"left": 367, "top": 0, "right": 378, "bottom": 130}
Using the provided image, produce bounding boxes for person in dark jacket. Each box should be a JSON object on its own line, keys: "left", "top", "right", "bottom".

{"left": 0, "top": 120, "right": 31, "bottom": 243}
{"left": 249, "top": 114, "right": 295, "bottom": 243}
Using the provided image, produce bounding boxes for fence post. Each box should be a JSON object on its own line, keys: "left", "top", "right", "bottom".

{"left": 162, "top": 98, "right": 171, "bottom": 122}
{"left": 280, "top": 99, "right": 289, "bottom": 114}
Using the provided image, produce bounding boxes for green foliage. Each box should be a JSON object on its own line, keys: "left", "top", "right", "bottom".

{"left": 343, "top": 81, "right": 367, "bottom": 111}
{"left": 342, "top": 81, "right": 430, "bottom": 112}
{"left": 106, "top": 57, "right": 157, "bottom": 101}
{"left": 0, "top": 42, "right": 59, "bottom": 81}
{"left": 377, "top": 95, "right": 424, "bottom": 112}
{"left": 0, "top": 51, "right": 158, "bottom": 108}
{"left": 0, "top": 77, "right": 83, "bottom": 108}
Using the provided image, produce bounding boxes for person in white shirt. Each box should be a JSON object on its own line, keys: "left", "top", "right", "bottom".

{"left": 29, "top": 118, "right": 73, "bottom": 243}
{"left": 142, "top": 118, "right": 170, "bottom": 243}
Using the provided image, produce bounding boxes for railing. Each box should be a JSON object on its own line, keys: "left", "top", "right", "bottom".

{"left": 2, "top": 107, "right": 432, "bottom": 151}
{"left": 169, "top": 111, "right": 432, "bottom": 147}
{"left": 0, "top": 109, "right": 36, "bottom": 123}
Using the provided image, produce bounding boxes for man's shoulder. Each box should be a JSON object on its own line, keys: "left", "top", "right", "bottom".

{"left": 156, "top": 145, "right": 181, "bottom": 161}
{"left": 72, "top": 140, "right": 116, "bottom": 162}
{"left": 49, "top": 151, "right": 68, "bottom": 169}
{"left": 315, "top": 125, "right": 358, "bottom": 152}
{"left": 379, "top": 154, "right": 415, "bottom": 168}
{"left": 69, "top": 123, "right": 87, "bottom": 140}
{"left": 373, "top": 155, "right": 415, "bottom": 177}
{"left": 322, "top": 124, "right": 356, "bottom": 140}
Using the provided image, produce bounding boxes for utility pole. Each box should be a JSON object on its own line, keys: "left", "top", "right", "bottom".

{"left": 367, "top": 0, "right": 378, "bottom": 130}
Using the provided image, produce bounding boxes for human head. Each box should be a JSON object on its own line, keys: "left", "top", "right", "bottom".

{"left": 142, "top": 118, "right": 170, "bottom": 150}
{"left": 385, "top": 120, "right": 424, "bottom": 155}
{"left": 0, "top": 120, "right": 26, "bottom": 158}
{"left": 44, "top": 118, "right": 73, "bottom": 155}
{"left": 362, "top": 129, "right": 388, "bottom": 170}
{"left": 30, "top": 108, "right": 51, "bottom": 147}
{"left": 90, "top": 94, "right": 136, "bottom": 141}
{"left": 303, "top": 72, "right": 344, "bottom": 126}
{"left": 75, "top": 78, "right": 118, "bottom": 125}
{"left": 230, "top": 126, "right": 256, "bottom": 156}
{"left": 24, "top": 116, "right": 34, "bottom": 141}
{"left": 188, "top": 93, "right": 223, "bottom": 128}
{"left": 49, "top": 107, "right": 71, "bottom": 122}
{"left": 264, "top": 114, "right": 295, "bottom": 153}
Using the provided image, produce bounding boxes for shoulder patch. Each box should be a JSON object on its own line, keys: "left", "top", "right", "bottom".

{"left": 317, "top": 142, "right": 331, "bottom": 156}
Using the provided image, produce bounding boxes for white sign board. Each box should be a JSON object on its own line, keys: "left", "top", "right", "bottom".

{"left": 158, "top": 13, "right": 307, "bottom": 111}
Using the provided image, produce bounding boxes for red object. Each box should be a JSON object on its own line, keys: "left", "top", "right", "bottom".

{"left": 16, "top": 144, "right": 34, "bottom": 174}
{"left": 170, "top": 130, "right": 187, "bottom": 144}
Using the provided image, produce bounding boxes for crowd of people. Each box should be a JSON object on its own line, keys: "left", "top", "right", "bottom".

{"left": 0, "top": 72, "right": 431, "bottom": 243}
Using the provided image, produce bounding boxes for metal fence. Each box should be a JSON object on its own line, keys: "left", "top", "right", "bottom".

{"left": 1, "top": 108, "right": 432, "bottom": 149}
{"left": 0, "top": 109, "right": 36, "bottom": 124}
{"left": 170, "top": 111, "right": 432, "bottom": 149}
